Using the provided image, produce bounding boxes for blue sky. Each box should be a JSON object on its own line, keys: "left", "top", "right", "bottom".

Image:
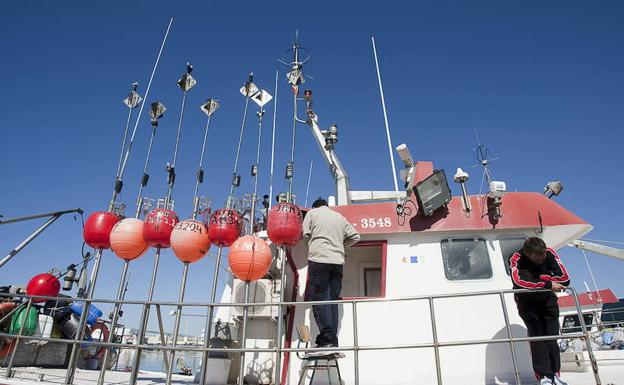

{"left": 1, "top": 1, "right": 623, "bottom": 334}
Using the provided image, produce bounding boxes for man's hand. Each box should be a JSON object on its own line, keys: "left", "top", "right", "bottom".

{"left": 551, "top": 282, "right": 566, "bottom": 292}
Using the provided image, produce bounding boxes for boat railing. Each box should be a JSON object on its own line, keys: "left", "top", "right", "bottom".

{"left": 0, "top": 287, "right": 602, "bottom": 385}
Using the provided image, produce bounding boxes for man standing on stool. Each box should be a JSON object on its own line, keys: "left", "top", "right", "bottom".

{"left": 509, "top": 237, "right": 570, "bottom": 385}
{"left": 303, "top": 197, "right": 360, "bottom": 349}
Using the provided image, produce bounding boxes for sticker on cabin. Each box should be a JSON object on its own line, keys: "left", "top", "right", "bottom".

{"left": 410, "top": 256, "right": 419, "bottom": 264}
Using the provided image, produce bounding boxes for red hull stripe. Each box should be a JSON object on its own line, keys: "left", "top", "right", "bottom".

{"left": 510, "top": 252, "right": 546, "bottom": 289}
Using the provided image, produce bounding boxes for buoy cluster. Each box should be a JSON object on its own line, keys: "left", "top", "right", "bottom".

{"left": 80, "top": 200, "right": 303, "bottom": 282}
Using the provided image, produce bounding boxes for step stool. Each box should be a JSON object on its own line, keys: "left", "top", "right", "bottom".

{"left": 296, "top": 325, "right": 344, "bottom": 385}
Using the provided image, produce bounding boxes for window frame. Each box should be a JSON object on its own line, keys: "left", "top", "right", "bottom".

{"left": 440, "top": 237, "right": 494, "bottom": 282}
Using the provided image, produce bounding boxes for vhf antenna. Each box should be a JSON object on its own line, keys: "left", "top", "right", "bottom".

{"left": 472, "top": 126, "right": 498, "bottom": 194}
{"left": 279, "top": 31, "right": 312, "bottom": 202}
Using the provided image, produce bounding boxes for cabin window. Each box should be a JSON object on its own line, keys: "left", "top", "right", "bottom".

{"left": 440, "top": 238, "right": 492, "bottom": 280}
{"left": 499, "top": 237, "right": 527, "bottom": 276}
{"left": 562, "top": 313, "right": 593, "bottom": 333}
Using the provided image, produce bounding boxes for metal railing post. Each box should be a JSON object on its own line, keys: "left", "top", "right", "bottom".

{"left": 65, "top": 246, "right": 103, "bottom": 385}
{"left": 129, "top": 248, "right": 164, "bottom": 384}
{"left": 97, "top": 260, "right": 130, "bottom": 385}
{"left": 238, "top": 282, "right": 251, "bottom": 385}
{"left": 498, "top": 292, "right": 521, "bottom": 385}
{"left": 4, "top": 299, "right": 33, "bottom": 378}
{"left": 155, "top": 304, "right": 171, "bottom": 375}
{"left": 199, "top": 247, "right": 224, "bottom": 385}
{"left": 428, "top": 297, "right": 443, "bottom": 385}
{"left": 352, "top": 301, "right": 360, "bottom": 385}
{"left": 568, "top": 287, "right": 602, "bottom": 385}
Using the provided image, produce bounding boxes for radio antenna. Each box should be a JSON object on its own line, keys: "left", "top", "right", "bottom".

{"left": 372, "top": 36, "right": 400, "bottom": 207}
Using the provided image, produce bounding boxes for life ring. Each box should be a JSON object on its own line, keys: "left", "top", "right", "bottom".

{"left": 87, "top": 321, "right": 110, "bottom": 361}
{"left": 0, "top": 302, "right": 16, "bottom": 318}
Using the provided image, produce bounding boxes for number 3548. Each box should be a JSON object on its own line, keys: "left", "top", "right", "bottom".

{"left": 360, "top": 217, "right": 391, "bottom": 228}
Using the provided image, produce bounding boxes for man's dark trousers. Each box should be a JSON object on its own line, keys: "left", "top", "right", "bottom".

{"left": 516, "top": 292, "right": 561, "bottom": 380}
{"left": 307, "top": 260, "right": 343, "bottom": 346}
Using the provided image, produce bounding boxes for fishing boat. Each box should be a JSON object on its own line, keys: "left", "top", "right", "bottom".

{"left": 1, "top": 20, "right": 623, "bottom": 385}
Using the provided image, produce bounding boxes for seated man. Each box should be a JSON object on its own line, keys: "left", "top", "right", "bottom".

{"left": 509, "top": 237, "right": 570, "bottom": 385}
{"left": 302, "top": 198, "right": 360, "bottom": 348}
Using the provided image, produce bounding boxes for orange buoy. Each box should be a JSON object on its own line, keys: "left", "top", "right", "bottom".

{"left": 267, "top": 202, "right": 303, "bottom": 246}
{"left": 83, "top": 212, "right": 121, "bottom": 249}
{"left": 208, "top": 209, "right": 243, "bottom": 247}
{"left": 170, "top": 219, "right": 211, "bottom": 263}
{"left": 143, "top": 208, "right": 179, "bottom": 248}
{"left": 26, "top": 273, "right": 61, "bottom": 302}
{"left": 110, "top": 218, "right": 149, "bottom": 261}
{"left": 228, "top": 235, "right": 272, "bottom": 281}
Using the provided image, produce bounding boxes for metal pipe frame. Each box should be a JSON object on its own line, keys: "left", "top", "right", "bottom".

{"left": 198, "top": 247, "right": 224, "bottom": 385}
{"left": 129, "top": 248, "right": 164, "bottom": 384}
{"left": 0, "top": 287, "right": 602, "bottom": 385}
{"left": 238, "top": 282, "right": 251, "bottom": 385}
{"left": 165, "top": 262, "right": 190, "bottom": 385}
{"left": 273, "top": 249, "right": 287, "bottom": 385}
{"left": 1, "top": 213, "right": 63, "bottom": 269}
{"left": 97, "top": 260, "right": 130, "bottom": 385}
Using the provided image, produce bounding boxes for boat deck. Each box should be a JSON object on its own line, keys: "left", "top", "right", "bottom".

{"left": 1, "top": 364, "right": 623, "bottom": 385}
{"left": 1, "top": 368, "right": 194, "bottom": 385}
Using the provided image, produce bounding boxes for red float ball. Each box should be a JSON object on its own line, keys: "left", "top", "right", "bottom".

{"left": 26, "top": 273, "right": 61, "bottom": 303}
{"left": 267, "top": 203, "right": 303, "bottom": 247}
{"left": 83, "top": 211, "right": 121, "bottom": 249}
{"left": 228, "top": 236, "right": 273, "bottom": 281}
{"left": 170, "top": 219, "right": 211, "bottom": 264}
{"left": 110, "top": 218, "right": 150, "bottom": 261}
{"left": 143, "top": 208, "right": 179, "bottom": 248}
{"left": 207, "top": 209, "right": 242, "bottom": 247}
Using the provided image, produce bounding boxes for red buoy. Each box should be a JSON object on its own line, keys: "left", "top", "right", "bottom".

{"left": 143, "top": 208, "right": 179, "bottom": 248}
{"left": 170, "top": 219, "right": 211, "bottom": 263}
{"left": 267, "top": 203, "right": 303, "bottom": 246}
{"left": 83, "top": 212, "right": 121, "bottom": 249}
{"left": 110, "top": 218, "right": 149, "bottom": 261}
{"left": 26, "top": 273, "right": 61, "bottom": 303}
{"left": 228, "top": 235, "right": 272, "bottom": 281}
{"left": 207, "top": 209, "right": 243, "bottom": 247}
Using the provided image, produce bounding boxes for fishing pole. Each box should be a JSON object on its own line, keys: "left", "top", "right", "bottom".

{"left": 238, "top": 81, "right": 272, "bottom": 385}
{"left": 199, "top": 73, "right": 257, "bottom": 384}
{"left": 131, "top": 63, "right": 197, "bottom": 385}
{"left": 268, "top": 69, "right": 279, "bottom": 210}
{"left": 134, "top": 101, "right": 167, "bottom": 218}
{"left": 193, "top": 99, "right": 220, "bottom": 219}
{"left": 65, "top": 18, "right": 174, "bottom": 385}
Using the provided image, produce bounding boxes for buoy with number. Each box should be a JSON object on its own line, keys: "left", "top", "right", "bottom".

{"left": 267, "top": 202, "right": 303, "bottom": 246}
{"left": 207, "top": 208, "right": 243, "bottom": 247}
{"left": 143, "top": 208, "right": 179, "bottom": 248}
{"left": 170, "top": 219, "right": 211, "bottom": 263}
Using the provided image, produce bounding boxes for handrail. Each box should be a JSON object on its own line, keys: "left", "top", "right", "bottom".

{"left": 0, "top": 287, "right": 602, "bottom": 385}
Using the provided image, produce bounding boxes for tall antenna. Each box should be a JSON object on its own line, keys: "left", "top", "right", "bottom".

{"left": 371, "top": 36, "right": 400, "bottom": 206}
{"left": 280, "top": 32, "right": 311, "bottom": 201}
{"left": 268, "top": 70, "right": 279, "bottom": 209}
{"left": 111, "top": 17, "right": 174, "bottom": 211}
{"left": 472, "top": 126, "right": 498, "bottom": 194}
